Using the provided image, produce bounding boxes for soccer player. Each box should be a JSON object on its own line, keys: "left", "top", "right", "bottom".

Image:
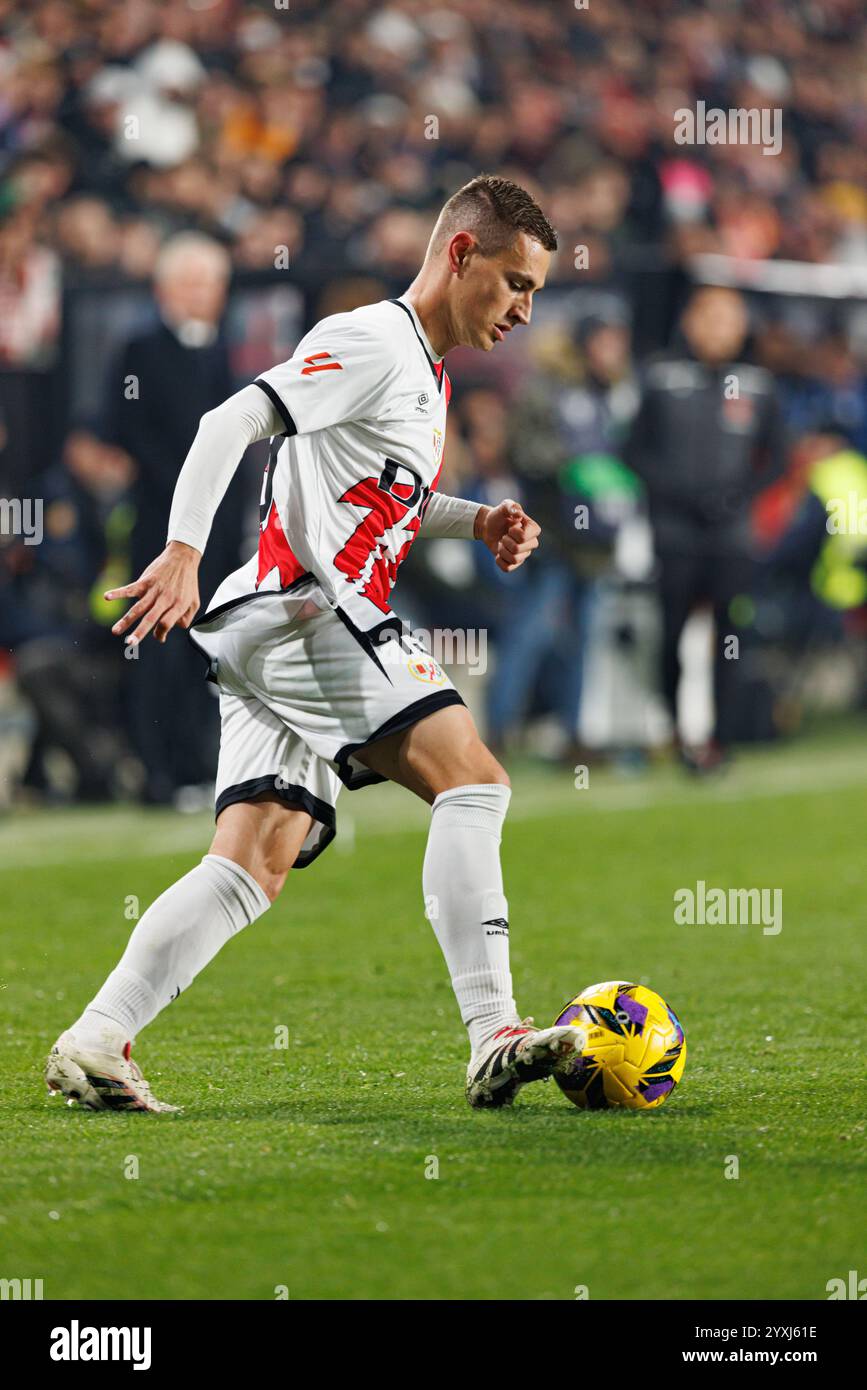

{"left": 46, "top": 175, "right": 584, "bottom": 1113}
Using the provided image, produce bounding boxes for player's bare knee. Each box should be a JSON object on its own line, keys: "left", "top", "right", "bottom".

{"left": 466, "top": 753, "right": 509, "bottom": 790}
{"left": 425, "top": 746, "right": 510, "bottom": 796}
{"left": 455, "top": 732, "right": 509, "bottom": 790}
{"left": 256, "top": 806, "right": 312, "bottom": 900}
{"left": 486, "top": 758, "right": 511, "bottom": 791}
{"left": 256, "top": 864, "right": 288, "bottom": 904}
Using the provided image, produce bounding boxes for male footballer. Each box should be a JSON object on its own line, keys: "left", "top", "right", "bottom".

{"left": 46, "top": 174, "right": 585, "bottom": 1112}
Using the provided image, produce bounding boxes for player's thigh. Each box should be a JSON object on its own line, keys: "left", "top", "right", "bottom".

{"left": 355, "top": 702, "right": 509, "bottom": 803}
{"left": 211, "top": 689, "right": 339, "bottom": 897}
{"left": 211, "top": 795, "right": 313, "bottom": 902}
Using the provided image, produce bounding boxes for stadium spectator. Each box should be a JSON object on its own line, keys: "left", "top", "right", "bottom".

{"left": 626, "top": 286, "right": 787, "bottom": 767}
{"left": 103, "top": 232, "right": 248, "bottom": 805}
{"left": 767, "top": 427, "right": 867, "bottom": 624}
{"left": 3, "top": 426, "right": 136, "bottom": 801}
{"left": 0, "top": 204, "right": 61, "bottom": 493}
{"left": 489, "top": 313, "right": 639, "bottom": 756}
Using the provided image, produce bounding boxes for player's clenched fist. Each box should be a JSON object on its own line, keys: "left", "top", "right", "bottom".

{"left": 105, "top": 540, "right": 202, "bottom": 646}
{"left": 474, "top": 499, "right": 541, "bottom": 573}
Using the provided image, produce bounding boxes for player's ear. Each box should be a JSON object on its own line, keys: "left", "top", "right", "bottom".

{"left": 449, "top": 232, "right": 475, "bottom": 275}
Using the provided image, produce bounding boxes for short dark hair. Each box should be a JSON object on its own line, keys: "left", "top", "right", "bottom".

{"left": 432, "top": 173, "right": 558, "bottom": 256}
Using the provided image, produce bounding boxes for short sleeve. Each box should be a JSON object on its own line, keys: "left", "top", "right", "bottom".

{"left": 253, "top": 313, "right": 396, "bottom": 437}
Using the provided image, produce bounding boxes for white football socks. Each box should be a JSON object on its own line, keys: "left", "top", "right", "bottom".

{"left": 72, "top": 794, "right": 519, "bottom": 1063}
{"left": 422, "top": 783, "right": 520, "bottom": 1058}
{"left": 73, "top": 854, "right": 271, "bottom": 1047}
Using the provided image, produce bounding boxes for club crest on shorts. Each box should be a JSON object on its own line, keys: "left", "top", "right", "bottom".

{"left": 407, "top": 654, "right": 446, "bottom": 685}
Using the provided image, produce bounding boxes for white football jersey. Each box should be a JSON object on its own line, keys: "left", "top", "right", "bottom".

{"left": 201, "top": 295, "right": 452, "bottom": 643}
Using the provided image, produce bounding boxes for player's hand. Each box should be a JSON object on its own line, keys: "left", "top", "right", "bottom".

{"left": 105, "top": 540, "right": 202, "bottom": 646}
{"left": 475, "top": 499, "right": 541, "bottom": 573}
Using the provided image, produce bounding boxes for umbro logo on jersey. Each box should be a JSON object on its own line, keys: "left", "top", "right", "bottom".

{"left": 301, "top": 352, "right": 343, "bottom": 376}
{"left": 483, "top": 917, "right": 509, "bottom": 937}
{"left": 416, "top": 392, "right": 429, "bottom": 410}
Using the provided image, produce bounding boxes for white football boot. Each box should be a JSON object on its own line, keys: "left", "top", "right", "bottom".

{"left": 465, "top": 1017, "right": 586, "bottom": 1109}
{"left": 45, "top": 1027, "right": 179, "bottom": 1113}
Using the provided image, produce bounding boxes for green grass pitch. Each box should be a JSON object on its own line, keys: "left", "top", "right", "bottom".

{"left": 1, "top": 725, "right": 865, "bottom": 1300}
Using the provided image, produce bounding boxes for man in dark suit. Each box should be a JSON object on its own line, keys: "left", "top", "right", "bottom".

{"left": 105, "top": 234, "right": 249, "bottom": 803}
{"left": 626, "top": 287, "right": 787, "bottom": 768}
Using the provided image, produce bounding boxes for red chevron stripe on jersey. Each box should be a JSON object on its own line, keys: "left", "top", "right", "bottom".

{"left": 257, "top": 501, "right": 306, "bottom": 588}
{"left": 301, "top": 352, "right": 343, "bottom": 376}
{"left": 434, "top": 360, "right": 452, "bottom": 403}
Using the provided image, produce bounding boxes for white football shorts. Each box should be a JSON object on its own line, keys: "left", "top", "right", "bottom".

{"left": 188, "top": 590, "right": 464, "bottom": 868}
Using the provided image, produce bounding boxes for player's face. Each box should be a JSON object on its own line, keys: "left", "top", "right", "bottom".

{"left": 457, "top": 231, "right": 550, "bottom": 351}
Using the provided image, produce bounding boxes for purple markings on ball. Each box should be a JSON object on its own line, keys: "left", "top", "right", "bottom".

{"left": 616, "top": 993, "right": 648, "bottom": 1029}
{"left": 555, "top": 1004, "right": 586, "bottom": 1029}
{"left": 642, "top": 1078, "right": 675, "bottom": 1102}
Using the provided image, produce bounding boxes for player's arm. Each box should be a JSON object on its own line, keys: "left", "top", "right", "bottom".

{"left": 422, "top": 492, "right": 541, "bottom": 573}
{"left": 106, "top": 384, "right": 284, "bottom": 645}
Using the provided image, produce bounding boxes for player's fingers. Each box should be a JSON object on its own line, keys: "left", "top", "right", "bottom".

{"left": 514, "top": 534, "right": 539, "bottom": 554}
{"left": 111, "top": 592, "right": 160, "bottom": 635}
{"left": 496, "top": 544, "right": 521, "bottom": 568}
{"left": 104, "top": 579, "right": 147, "bottom": 602}
{"left": 508, "top": 519, "right": 539, "bottom": 543}
{"left": 125, "top": 607, "right": 165, "bottom": 645}
{"left": 499, "top": 534, "right": 522, "bottom": 556}
{"left": 154, "top": 604, "right": 185, "bottom": 642}
{"left": 127, "top": 593, "right": 176, "bottom": 644}
{"left": 498, "top": 537, "right": 537, "bottom": 570}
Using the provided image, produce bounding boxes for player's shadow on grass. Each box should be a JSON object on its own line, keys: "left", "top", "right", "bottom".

{"left": 170, "top": 1093, "right": 713, "bottom": 1128}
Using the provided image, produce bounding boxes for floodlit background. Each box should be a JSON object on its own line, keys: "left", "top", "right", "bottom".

{"left": 1, "top": 0, "right": 866, "bottom": 806}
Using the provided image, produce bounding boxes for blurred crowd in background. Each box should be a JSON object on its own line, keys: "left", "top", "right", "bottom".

{"left": 1, "top": 0, "right": 866, "bottom": 807}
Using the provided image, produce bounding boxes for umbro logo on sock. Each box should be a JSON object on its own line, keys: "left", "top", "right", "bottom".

{"left": 483, "top": 917, "right": 509, "bottom": 937}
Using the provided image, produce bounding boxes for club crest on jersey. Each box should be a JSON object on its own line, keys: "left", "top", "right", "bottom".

{"left": 407, "top": 654, "right": 446, "bottom": 686}
{"left": 432, "top": 428, "right": 444, "bottom": 466}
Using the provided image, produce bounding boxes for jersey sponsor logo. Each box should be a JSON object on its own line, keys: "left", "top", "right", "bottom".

{"left": 333, "top": 459, "right": 431, "bottom": 614}
{"left": 407, "top": 654, "right": 446, "bottom": 685}
{"left": 300, "top": 351, "right": 343, "bottom": 376}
